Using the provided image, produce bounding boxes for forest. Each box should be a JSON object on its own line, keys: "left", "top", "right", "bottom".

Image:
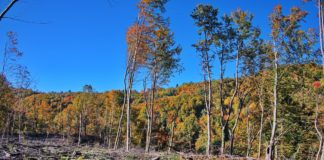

{"left": 0, "top": 0, "right": 324, "bottom": 160}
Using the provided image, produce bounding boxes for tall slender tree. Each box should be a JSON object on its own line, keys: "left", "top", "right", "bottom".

{"left": 303, "top": 1, "right": 324, "bottom": 158}
{"left": 191, "top": 4, "right": 219, "bottom": 155}
{"left": 1, "top": 31, "right": 23, "bottom": 76}
{"left": 215, "top": 14, "right": 236, "bottom": 155}
{"left": 123, "top": 19, "right": 149, "bottom": 151}
{"left": 227, "top": 9, "right": 259, "bottom": 155}
{"left": 266, "top": 6, "right": 309, "bottom": 159}
{"left": 308, "top": 0, "right": 324, "bottom": 75}
{"left": 139, "top": 0, "right": 181, "bottom": 153}
{"left": 1, "top": 31, "right": 25, "bottom": 142}
{"left": 255, "top": 42, "right": 271, "bottom": 159}
{"left": 13, "top": 65, "right": 31, "bottom": 142}
{"left": 313, "top": 81, "right": 323, "bottom": 160}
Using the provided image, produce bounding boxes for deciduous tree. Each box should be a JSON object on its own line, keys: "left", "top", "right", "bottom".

{"left": 139, "top": 0, "right": 181, "bottom": 153}
{"left": 191, "top": 4, "right": 219, "bottom": 155}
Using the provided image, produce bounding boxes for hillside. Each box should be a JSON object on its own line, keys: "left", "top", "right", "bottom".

{"left": 1, "top": 0, "right": 324, "bottom": 159}
{"left": 0, "top": 64, "right": 323, "bottom": 159}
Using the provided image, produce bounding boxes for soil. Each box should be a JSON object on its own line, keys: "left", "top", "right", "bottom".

{"left": 0, "top": 136, "right": 254, "bottom": 160}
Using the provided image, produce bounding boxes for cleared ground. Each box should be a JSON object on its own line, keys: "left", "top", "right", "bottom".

{"left": 0, "top": 136, "right": 253, "bottom": 160}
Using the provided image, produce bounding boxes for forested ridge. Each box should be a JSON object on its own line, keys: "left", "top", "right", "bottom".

{"left": 0, "top": 64, "right": 323, "bottom": 159}
{"left": 1, "top": 0, "right": 324, "bottom": 159}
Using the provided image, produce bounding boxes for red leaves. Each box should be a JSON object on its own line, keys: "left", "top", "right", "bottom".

{"left": 7, "top": 31, "right": 23, "bottom": 57}
{"left": 126, "top": 24, "right": 150, "bottom": 65}
{"left": 270, "top": 5, "right": 307, "bottom": 40}
{"left": 274, "top": 5, "right": 282, "bottom": 13}
{"left": 313, "top": 81, "right": 321, "bottom": 89}
{"left": 7, "top": 31, "right": 18, "bottom": 45}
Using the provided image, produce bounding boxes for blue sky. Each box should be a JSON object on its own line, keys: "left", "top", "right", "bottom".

{"left": 0, "top": 0, "right": 318, "bottom": 92}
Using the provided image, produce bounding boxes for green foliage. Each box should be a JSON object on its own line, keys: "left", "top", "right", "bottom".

{"left": 0, "top": 2, "right": 322, "bottom": 160}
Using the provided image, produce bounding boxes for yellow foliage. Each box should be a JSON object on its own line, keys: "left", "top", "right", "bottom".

{"left": 224, "top": 97, "right": 231, "bottom": 105}
{"left": 249, "top": 102, "right": 257, "bottom": 110}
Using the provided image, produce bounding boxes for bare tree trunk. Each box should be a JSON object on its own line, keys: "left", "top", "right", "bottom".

{"left": 219, "top": 54, "right": 225, "bottom": 155}
{"left": 318, "top": 0, "right": 324, "bottom": 76}
{"left": 317, "top": 9, "right": 324, "bottom": 159}
{"left": 206, "top": 61, "right": 212, "bottom": 156}
{"left": 59, "top": 103, "right": 64, "bottom": 140}
{"left": 229, "top": 103, "right": 241, "bottom": 155}
{"left": 257, "top": 84, "right": 264, "bottom": 160}
{"left": 168, "top": 117, "right": 176, "bottom": 153}
{"left": 275, "top": 143, "right": 278, "bottom": 160}
{"left": 316, "top": 94, "right": 324, "bottom": 160}
{"left": 113, "top": 21, "right": 138, "bottom": 149}
{"left": 220, "top": 126, "right": 226, "bottom": 155}
{"left": 200, "top": 30, "right": 213, "bottom": 156}
{"left": 33, "top": 102, "right": 38, "bottom": 134}
{"left": 78, "top": 113, "right": 82, "bottom": 146}
{"left": 126, "top": 83, "right": 131, "bottom": 151}
{"left": 202, "top": 65, "right": 212, "bottom": 155}
{"left": 321, "top": 131, "right": 324, "bottom": 160}
{"left": 113, "top": 37, "right": 138, "bottom": 150}
{"left": 83, "top": 115, "right": 87, "bottom": 137}
{"left": 17, "top": 93, "right": 23, "bottom": 143}
{"left": 266, "top": 46, "right": 278, "bottom": 160}
{"left": 246, "top": 103, "right": 251, "bottom": 157}
{"left": 114, "top": 67, "right": 128, "bottom": 150}
{"left": 145, "top": 111, "right": 152, "bottom": 152}
{"left": 126, "top": 52, "right": 136, "bottom": 152}
{"left": 114, "top": 103, "right": 125, "bottom": 149}
{"left": 103, "top": 106, "right": 108, "bottom": 145}
{"left": 125, "top": 21, "right": 141, "bottom": 151}
{"left": 228, "top": 47, "right": 240, "bottom": 155}
{"left": 206, "top": 107, "right": 211, "bottom": 156}
{"left": 67, "top": 112, "right": 71, "bottom": 142}
{"left": 143, "top": 77, "right": 150, "bottom": 153}
{"left": 107, "top": 106, "right": 114, "bottom": 148}
{"left": 229, "top": 99, "right": 243, "bottom": 155}
{"left": 125, "top": 74, "right": 135, "bottom": 151}
{"left": 145, "top": 73, "right": 156, "bottom": 153}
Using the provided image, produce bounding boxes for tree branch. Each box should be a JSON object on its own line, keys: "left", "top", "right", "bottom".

{"left": 0, "top": 0, "right": 18, "bottom": 22}
{"left": 3, "top": 17, "right": 49, "bottom": 24}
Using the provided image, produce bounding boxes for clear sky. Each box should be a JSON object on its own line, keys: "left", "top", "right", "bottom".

{"left": 0, "top": 0, "right": 318, "bottom": 92}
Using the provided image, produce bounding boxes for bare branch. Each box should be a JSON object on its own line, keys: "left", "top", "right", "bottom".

{"left": 3, "top": 17, "right": 49, "bottom": 24}
{"left": 0, "top": 0, "right": 18, "bottom": 22}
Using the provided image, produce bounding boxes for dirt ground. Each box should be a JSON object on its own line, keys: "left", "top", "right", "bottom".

{"left": 0, "top": 136, "right": 254, "bottom": 160}
{"left": 0, "top": 136, "right": 177, "bottom": 160}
